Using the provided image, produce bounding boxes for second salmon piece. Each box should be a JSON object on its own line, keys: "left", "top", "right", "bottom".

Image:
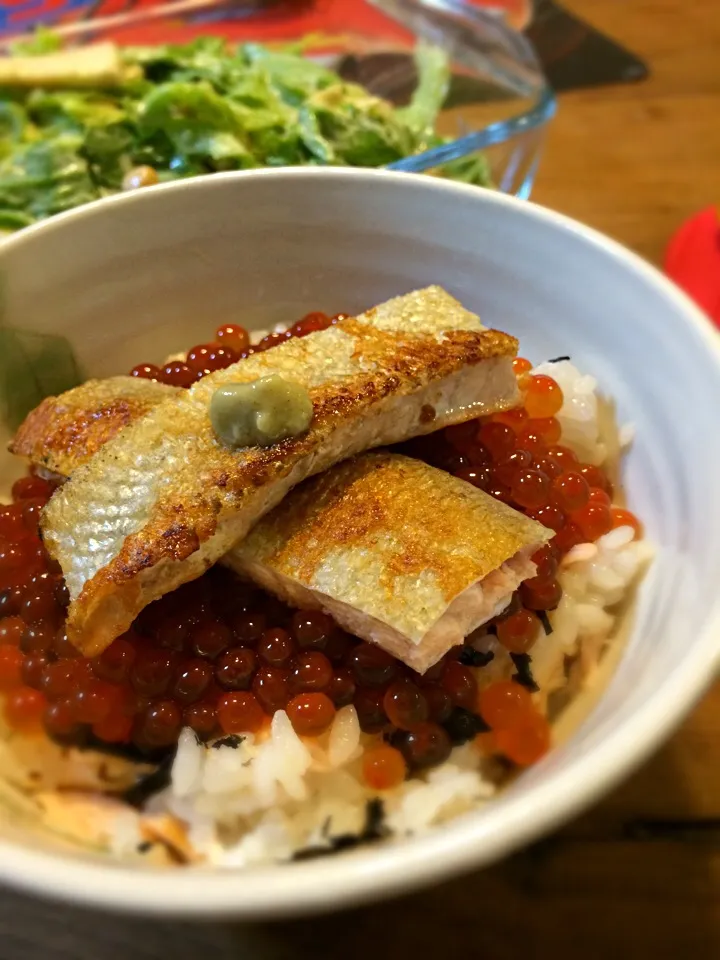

{"left": 41, "top": 286, "right": 520, "bottom": 657}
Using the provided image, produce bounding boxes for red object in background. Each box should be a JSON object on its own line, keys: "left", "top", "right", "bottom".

{"left": 665, "top": 207, "right": 720, "bottom": 329}
{"left": 0, "top": 0, "right": 407, "bottom": 46}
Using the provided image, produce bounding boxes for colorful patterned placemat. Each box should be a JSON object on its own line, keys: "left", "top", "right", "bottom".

{"left": 0, "top": 1, "right": 648, "bottom": 91}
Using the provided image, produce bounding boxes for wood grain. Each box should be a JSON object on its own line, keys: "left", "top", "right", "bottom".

{"left": 533, "top": 0, "right": 720, "bottom": 264}
{"left": 253, "top": 4, "right": 720, "bottom": 956}
{"left": 1, "top": 2, "right": 719, "bottom": 956}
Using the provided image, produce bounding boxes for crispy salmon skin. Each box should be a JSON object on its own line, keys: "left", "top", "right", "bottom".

{"left": 225, "top": 453, "right": 551, "bottom": 672}
{"left": 9, "top": 377, "right": 180, "bottom": 479}
{"left": 40, "top": 287, "right": 519, "bottom": 656}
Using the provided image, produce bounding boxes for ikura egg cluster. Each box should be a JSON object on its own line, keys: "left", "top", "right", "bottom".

{"left": 0, "top": 315, "right": 642, "bottom": 791}
{"left": 129, "top": 313, "right": 346, "bottom": 388}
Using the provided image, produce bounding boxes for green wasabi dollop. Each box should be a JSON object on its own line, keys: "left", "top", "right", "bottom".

{"left": 210, "top": 375, "right": 313, "bottom": 449}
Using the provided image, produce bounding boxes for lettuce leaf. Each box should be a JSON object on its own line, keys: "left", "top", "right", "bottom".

{"left": 398, "top": 42, "right": 451, "bottom": 137}
{"left": 0, "top": 34, "right": 491, "bottom": 231}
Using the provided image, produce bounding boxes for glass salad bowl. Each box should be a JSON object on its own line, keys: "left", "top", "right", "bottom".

{"left": 0, "top": 0, "right": 555, "bottom": 232}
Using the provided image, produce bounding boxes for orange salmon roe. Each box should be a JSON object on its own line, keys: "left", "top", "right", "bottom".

{"left": 551, "top": 471, "right": 590, "bottom": 512}
{"left": 520, "top": 576, "right": 562, "bottom": 612}
{"left": 524, "top": 375, "right": 564, "bottom": 418}
{"left": 217, "top": 691, "right": 265, "bottom": 734}
{"left": 588, "top": 487, "right": 611, "bottom": 506}
{"left": 515, "top": 425, "right": 546, "bottom": 455}
{"left": 511, "top": 469, "right": 550, "bottom": 509}
{"left": 552, "top": 520, "right": 585, "bottom": 554}
{"left": 479, "top": 422, "right": 515, "bottom": 459}
{"left": 0, "top": 645, "right": 23, "bottom": 689}
{"left": 440, "top": 661, "right": 478, "bottom": 710}
{"left": 495, "top": 712, "right": 551, "bottom": 766}
{"left": 0, "top": 616, "right": 25, "bottom": 646}
{"left": 572, "top": 502, "right": 613, "bottom": 541}
{"left": 160, "top": 361, "right": 195, "bottom": 388}
{"left": 477, "top": 681, "right": 533, "bottom": 728}
{"left": 512, "top": 357, "right": 532, "bottom": 376}
{"left": 610, "top": 507, "right": 643, "bottom": 539}
{"left": 215, "top": 324, "right": 250, "bottom": 353}
{"left": 496, "top": 609, "right": 541, "bottom": 654}
{"left": 362, "top": 745, "right": 407, "bottom": 790}
{"left": 531, "top": 544, "right": 559, "bottom": 580}
{"left": 383, "top": 678, "right": 429, "bottom": 730}
{"left": 578, "top": 463, "right": 612, "bottom": 494}
{"left": 545, "top": 444, "right": 578, "bottom": 472}
{"left": 130, "top": 363, "right": 161, "bottom": 381}
{"left": 493, "top": 407, "right": 528, "bottom": 433}
{"left": 4, "top": 686, "right": 46, "bottom": 731}
{"left": 531, "top": 417, "right": 562, "bottom": 444}
{"left": 286, "top": 692, "right": 335, "bottom": 736}
{"left": 395, "top": 722, "right": 452, "bottom": 770}
{"left": 528, "top": 503, "right": 565, "bottom": 533}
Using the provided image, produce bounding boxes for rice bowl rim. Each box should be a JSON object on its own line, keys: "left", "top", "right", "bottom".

{"left": 0, "top": 167, "right": 719, "bottom": 917}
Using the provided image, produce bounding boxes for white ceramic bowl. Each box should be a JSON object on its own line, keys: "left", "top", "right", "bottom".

{"left": 0, "top": 169, "right": 719, "bottom": 917}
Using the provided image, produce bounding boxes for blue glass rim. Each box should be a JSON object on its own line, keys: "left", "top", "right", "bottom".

{"left": 385, "top": 84, "right": 557, "bottom": 176}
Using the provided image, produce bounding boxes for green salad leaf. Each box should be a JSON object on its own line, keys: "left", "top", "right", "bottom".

{"left": 398, "top": 42, "right": 451, "bottom": 138}
{"left": 0, "top": 33, "right": 491, "bottom": 230}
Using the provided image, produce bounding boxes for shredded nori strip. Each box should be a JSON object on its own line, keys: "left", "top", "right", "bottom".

{"left": 538, "top": 610, "right": 553, "bottom": 635}
{"left": 457, "top": 647, "right": 495, "bottom": 668}
{"left": 136, "top": 841, "right": 153, "bottom": 854}
{"left": 494, "top": 591, "right": 522, "bottom": 622}
{"left": 510, "top": 653, "right": 540, "bottom": 692}
{"left": 212, "top": 735, "right": 245, "bottom": 750}
{"left": 443, "top": 707, "right": 490, "bottom": 745}
{"left": 363, "top": 798, "right": 386, "bottom": 839}
{"left": 121, "top": 751, "right": 176, "bottom": 809}
{"left": 548, "top": 356, "right": 571, "bottom": 363}
{"left": 292, "top": 799, "right": 387, "bottom": 861}
{"left": 81, "top": 731, "right": 172, "bottom": 766}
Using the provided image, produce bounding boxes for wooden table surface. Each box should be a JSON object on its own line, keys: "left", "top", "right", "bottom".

{"left": 2, "top": 2, "right": 719, "bottom": 957}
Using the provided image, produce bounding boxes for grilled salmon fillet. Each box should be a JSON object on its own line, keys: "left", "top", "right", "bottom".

{"left": 224, "top": 453, "right": 551, "bottom": 673}
{"left": 40, "top": 286, "right": 520, "bottom": 657}
{"left": 9, "top": 376, "right": 181, "bottom": 479}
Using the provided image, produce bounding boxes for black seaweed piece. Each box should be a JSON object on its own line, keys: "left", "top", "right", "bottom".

{"left": 457, "top": 647, "right": 495, "bottom": 668}
{"left": 494, "top": 591, "right": 522, "bottom": 622}
{"left": 292, "top": 799, "right": 387, "bottom": 862}
{"left": 538, "top": 610, "right": 553, "bottom": 636}
{"left": 81, "top": 731, "right": 173, "bottom": 766}
{"left": 443, "top": 707, "right": 490, "bottom": 745}
{"left": 510, "top": 653, "right": 540, "bottom": 692}
{"left": 136, "top": 841, "right": 153, "bottom": 854}
{"left": 292, "top": 844, "right": 343, "bottom": 862}
{"left": 121, "top": 752, "right": 176, "bottom": 809}
{"left": 547, "top": 356, "right": 571, "bottom": 363}
{"left": 212, "top": 735, "right": 245, "bottom": 750}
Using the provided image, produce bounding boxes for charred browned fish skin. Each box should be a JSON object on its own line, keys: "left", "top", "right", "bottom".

{"left": 9, "top": 377, "right": 180, "bottom": 479}
{"left": 40, "top": 287, "right": 520, "bottom": 658}
{"left": 224, "top": 453, "right": 551, "bottom": 672}
{"left": 10, "top": 396, "right": 547, "bottom": 671}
